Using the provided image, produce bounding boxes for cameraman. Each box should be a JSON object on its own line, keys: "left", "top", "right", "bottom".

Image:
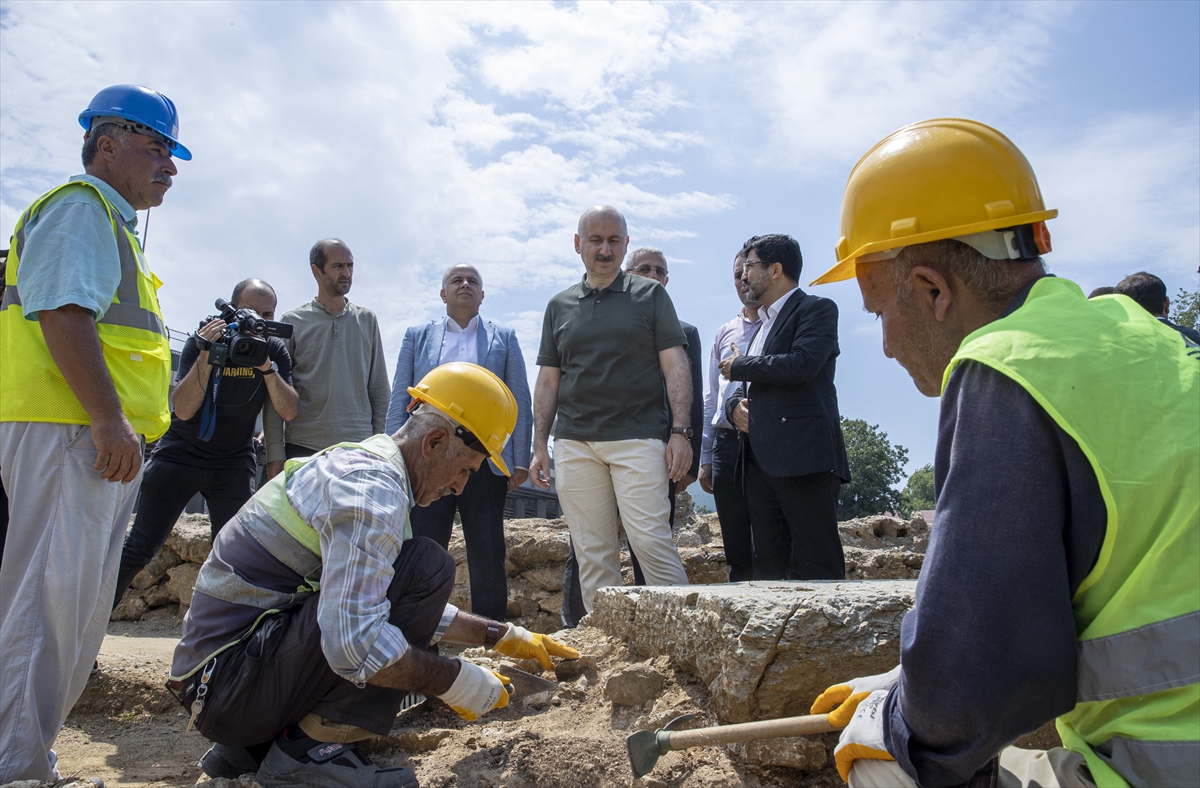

{"left": 111, "top": 279, "right": 298, "bottom": 607}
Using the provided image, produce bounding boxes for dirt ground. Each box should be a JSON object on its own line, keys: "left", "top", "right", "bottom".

{"left": 39, "top": 619, "right": 849, "bottom": 788}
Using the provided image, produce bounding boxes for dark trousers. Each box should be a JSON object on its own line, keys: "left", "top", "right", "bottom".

{"left": 711, "top": 429, "right": 754, "bottom": 582}
{"left": 189, "top": 537, "right": 456, "bottom": 746}
{"left": 0, "top": 476, "right": 7, "bottom": 570}
{"left": 744, "top": 449, "right": 845, "bottom": 581}
{"left": 113, "top": 456, "right": 253, "bottom": 605}
{"left": 560, "top": 483, "right": 672, "bottom": 629}
{"left": 409, "top": 467, "right": 510, "bottom": 621}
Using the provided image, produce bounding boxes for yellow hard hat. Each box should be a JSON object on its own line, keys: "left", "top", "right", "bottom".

{"left": 812, "top": 118, "right": 1057, "bottom": 286}
{"left": 406, "top": 362, "right": 519, "bottom": 476}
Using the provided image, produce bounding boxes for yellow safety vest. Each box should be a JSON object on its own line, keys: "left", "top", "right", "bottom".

{"left": 947, "top": 277, "right": 1200, "bottom": 787}
{"left": 0, "top": 181, "right": 171, "bottom": 439}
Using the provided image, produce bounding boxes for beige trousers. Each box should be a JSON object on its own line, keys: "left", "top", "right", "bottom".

{"left": 849, "top": 747, "right": 1096, "bottom": 788}
{"left": 553, "top": 438, "right": 689, "bottom": 612}
{"left": 0, "top": 423, "right": 142, "bottom": 782}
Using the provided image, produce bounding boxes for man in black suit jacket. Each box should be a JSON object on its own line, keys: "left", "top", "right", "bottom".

{"left": 719, "top": 234, "right": 850, "bottom": 580}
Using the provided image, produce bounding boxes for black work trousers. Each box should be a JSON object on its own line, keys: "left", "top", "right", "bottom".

{"left": 744, "top": 448, "right": 845, "bottom": 581}
{"left": 188, "top": 536, "right": 456, "bottom": 746}
{"left": 710, "top": 428, "right": 754, "bottom": 582}
{"left": 409, "top": 466, "right": 510, "bottom": 621}
{"left": 113, "top": 455, "right": 253, "bottom": 605}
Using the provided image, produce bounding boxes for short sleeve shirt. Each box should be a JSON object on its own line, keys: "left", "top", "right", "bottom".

{"left": 537, "top": 270, "right": 686, "bottom": 442}
{"left": 15, "top": 174, "right": 139, "bottom": 321}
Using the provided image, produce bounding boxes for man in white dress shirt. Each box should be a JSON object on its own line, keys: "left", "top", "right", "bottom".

{"left": 386, "top": 265, "right": 533, "bottom": 620}
{"left": 699, "top": 245, "right": 761, "bottom": 581}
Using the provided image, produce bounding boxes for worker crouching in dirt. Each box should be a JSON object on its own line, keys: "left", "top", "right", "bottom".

{"left": 809, "top": 119, "right": 1198, "bottom": 787}
{"left": 168, "top": 362, "right": 579, "bottom": 788}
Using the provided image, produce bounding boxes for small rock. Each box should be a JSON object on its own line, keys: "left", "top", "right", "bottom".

{"left": 553, "top": 654, "right": 596, "bottom": 681}
{"left": 676, "top": 531, "right": 702, "bottom": 548}
{"left": 523, "top": 567, "right": 565, "bottom": 592}
{"left": 144, "top": 583, "right": 173, "bottom": 608}
{"left": 538, "top": 592, "right": 563, "bottom": 615}
{"left": 165, "top": 563, "right": 201, "bottom": 607}
{"left": 111, "top": 591, "right": 149, "bottom": 621}
{"left": 604, "top": 664, "right": 666, "bottom": 707}
{"left": 164, "top": 514, "right": 213, "bottom": 563}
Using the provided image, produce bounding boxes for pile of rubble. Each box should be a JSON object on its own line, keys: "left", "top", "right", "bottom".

{"left": 111, "top": 502, "right": 930, "bottom": 627}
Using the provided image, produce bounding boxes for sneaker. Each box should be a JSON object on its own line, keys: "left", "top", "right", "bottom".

{"left": 257, "top": 728, "right": 419, "bottom": 788}
{"left": 200, "top": 743, "right": 261, "bottom": 779}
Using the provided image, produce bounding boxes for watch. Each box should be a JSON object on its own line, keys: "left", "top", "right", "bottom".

{"left": 671, "top": 426, "right": 693, "bottom": 440}
{"left": 262, "top": 362, "right": 278, "bottom": 376}
{"left": 484, "top": 621, "right": 506, "bottom": 648}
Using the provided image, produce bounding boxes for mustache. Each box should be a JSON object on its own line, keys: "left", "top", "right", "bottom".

{"left": 150, "top": 172, "right": 173, "bottom": 187}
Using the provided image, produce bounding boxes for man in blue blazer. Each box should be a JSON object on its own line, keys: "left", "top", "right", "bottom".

{"left": 386, "top": 265, "right": 533, "bottom": 620}
{"left": 719, "top": 234, "right": 850, "bottom": 580}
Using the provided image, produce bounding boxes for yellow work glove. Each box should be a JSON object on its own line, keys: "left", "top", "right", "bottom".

{"left": 491, "top": 624, "right": 580, "bottom": 671}
{"left": 833, "top": 690, "right": 895, "bottom": 782}
{"left": 435, "top": 658, "right": 510, "bottom": 722}
{"left": 811, "top": 664, "right": 901, "bottom": 728}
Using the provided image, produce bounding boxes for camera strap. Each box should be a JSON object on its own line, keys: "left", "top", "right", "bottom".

{"left": 198, "top": 367, "right": 224, "bottom": 442}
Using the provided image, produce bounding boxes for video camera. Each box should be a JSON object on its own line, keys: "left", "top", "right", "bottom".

{"left": 201, "top": 298, "right": 293, "bottom": 369}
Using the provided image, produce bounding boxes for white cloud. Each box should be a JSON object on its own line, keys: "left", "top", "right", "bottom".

{"left": 1028, "top": 112, "right": 1200, "bottom": 292}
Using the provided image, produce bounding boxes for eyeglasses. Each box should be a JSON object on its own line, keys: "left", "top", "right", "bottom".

{"left": 454, "top": 424, "right": 487, "bottom": 454}
{"left": 630, "top": 264, "right": 668, "bottom": 278}
{"left": 742, "top": 260, "right": 773, "bottom": 270}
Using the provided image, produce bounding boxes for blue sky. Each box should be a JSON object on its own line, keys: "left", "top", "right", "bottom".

{"left": 2, "top": 1, "right": 1198, "bottom": 487}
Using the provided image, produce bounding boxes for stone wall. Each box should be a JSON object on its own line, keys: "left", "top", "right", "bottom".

{"left": 113, "top": 503, "right": 929, "bottom": 633}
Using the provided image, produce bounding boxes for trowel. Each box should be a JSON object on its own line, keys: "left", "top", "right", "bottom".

{"left": 500, "top": 665, "right": 560, "bottom": 706}
{"left": 626, "top": 712, "right": 836, "bottom": 778}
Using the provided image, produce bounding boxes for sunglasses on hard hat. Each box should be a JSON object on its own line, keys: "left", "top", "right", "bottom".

{"left": 453, "top": 424, "right": 487, "bottom": 454}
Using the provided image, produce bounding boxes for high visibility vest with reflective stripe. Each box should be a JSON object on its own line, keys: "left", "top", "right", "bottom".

{"left": 0, "top": 182, "right": 171, "bottom": 440}
{"left": 191, "top": 435, "right": 413, "bottom": 616}
{"left": 947, "top": 277, "right": 1200, "bottom": 787}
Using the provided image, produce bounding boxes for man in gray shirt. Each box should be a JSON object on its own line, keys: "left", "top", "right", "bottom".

{"left": 264, "top": 239, "right": 390, "bottom": 478}
{"left": 530, "top": 205, "right": 691, "bottom": 614}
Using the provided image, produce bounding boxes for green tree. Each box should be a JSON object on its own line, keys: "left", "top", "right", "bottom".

{"left": 899, "top": 463, "right": 935, "bottom": 517}
{"left": 1170, "top": 287, "right": 1199, "bottom": 329}
{"left": 838, "top": 418, "right": 908, "bottom": 519}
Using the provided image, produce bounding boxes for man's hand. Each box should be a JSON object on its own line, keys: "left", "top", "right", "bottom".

{"left": 529, "top": 448, "right": 552, "bottom": 490}
{"left": 666, "top": 433, "right": 692, "bottom": 483}
{"left": 196, "top": 317, "right": 226, "bottom": 352}
{"left": 699, "top": 463, "right": 713, "bottom": 494}
{"left": 732, "top": 399, "right": 750, "bottom": 433}
{"left": 678, "top": 472, "right": 697, "bottom": 490}
{"left": 91, "top": 413, "right": 142, "bottom": 483}
{"left": 508, "top": 468, "right": 529, "bottom": 492}
{"left": 811, "top": 665, "right": 901, "bottom": 728}
{"left": 265, "top": 460, "right": 285, "bottom": 480}
{"left": 436, "top": 658, "right": 510, "bottom": 722}
{"left": 492, "top": 624, "right": 580, "bottom": 671}
{"left": 717, "top": 341, "right": 743, "bottom": 380}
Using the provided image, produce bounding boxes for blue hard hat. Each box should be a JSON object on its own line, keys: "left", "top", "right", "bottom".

{"left": 79, "top": 84, "right": 192, "bottom": 161}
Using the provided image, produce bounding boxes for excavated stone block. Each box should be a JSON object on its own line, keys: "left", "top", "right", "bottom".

{"left": 589, "top": 581, "right": 915, "bottom": 723}
{"left": 524, "top": 566, "right": 565, "bottom": 592}
{"left": 131, "top": 547, "right": 182, "bottom": 590}
{"left": 538, "top": 592, "right": 563, "bottom": 615}
{"left": 679, "top": 547, "right": 729, "bottom": 584}
{"left": 111, "top": 591, "right": 149, "bottom": 621}
{"left": 165, "top": 563, "right": 201, "bottom": 608}
{"left": 165, "top": 514, "right": 213, "bottom": 564}
{"left": 729, "top": 737, "right": 827, "bottom": 770}
{"left": 144, "top": 583, "right": 174, "bottom": 608}
{"left": 604, "top": 664, "right": 666, "bottom": 707}
{"left": 507, "top": 531, "right": 571, "bottom": 568}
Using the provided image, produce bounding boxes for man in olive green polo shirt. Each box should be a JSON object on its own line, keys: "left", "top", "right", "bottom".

{"left": 529, "top": 205, "right": 692, "bottom": 614}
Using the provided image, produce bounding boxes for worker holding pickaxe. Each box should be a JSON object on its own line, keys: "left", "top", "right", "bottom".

{"left": 810, "top": 119, "right": 1198, "bottom": 787}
